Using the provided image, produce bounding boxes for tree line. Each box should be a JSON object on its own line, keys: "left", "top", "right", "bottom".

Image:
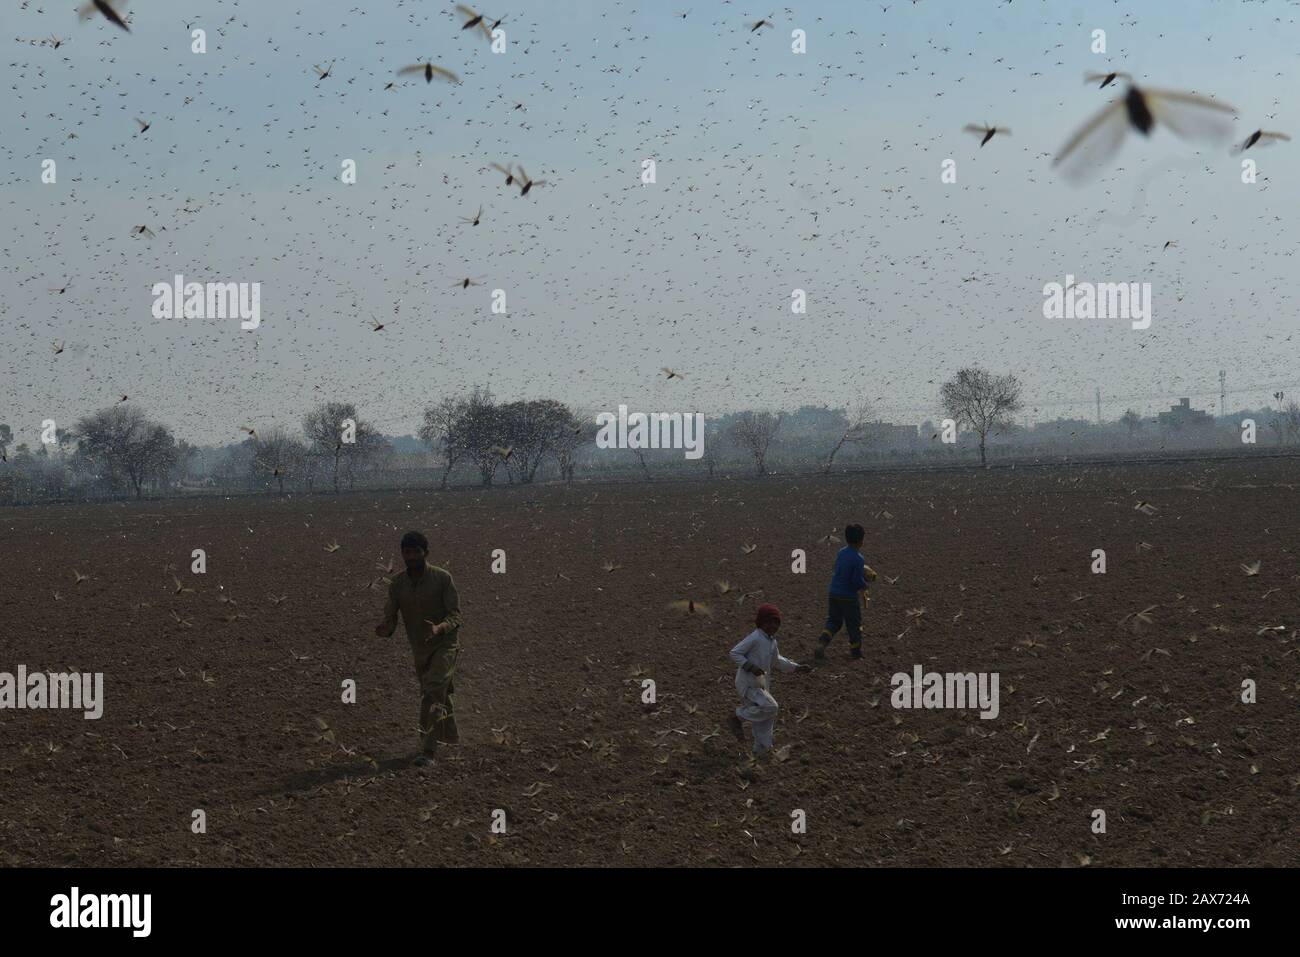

{"left": 0, "top": 387, "right": 597, "bottom": 503}
{"left": 3, "top": 367, "right": 1296, "bottom": 504}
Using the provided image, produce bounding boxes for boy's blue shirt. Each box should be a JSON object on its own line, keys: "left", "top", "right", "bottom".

{"left": 829, "top": 545, "right": 867, "bottom": 596}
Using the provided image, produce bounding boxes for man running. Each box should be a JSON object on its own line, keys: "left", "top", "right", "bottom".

{"left": 375, "top": 530, "right": 462, "bottom": 766}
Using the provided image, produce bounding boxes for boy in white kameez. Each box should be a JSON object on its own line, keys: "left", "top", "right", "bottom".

{"left": 727, "top": 603, "right": 811, "bottom": 756}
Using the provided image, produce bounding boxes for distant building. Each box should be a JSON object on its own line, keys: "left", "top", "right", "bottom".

{"left": 1157, "top": 398, "right": 1213, "bottom": 432}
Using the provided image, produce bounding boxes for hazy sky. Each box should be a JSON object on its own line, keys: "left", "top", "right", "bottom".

{"left": 4, "top": 0, "right": 1299, "bottom": 445}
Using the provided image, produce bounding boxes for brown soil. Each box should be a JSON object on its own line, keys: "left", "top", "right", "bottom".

{"left": 1, "top": 458, "right": 1296, "bottom": 866}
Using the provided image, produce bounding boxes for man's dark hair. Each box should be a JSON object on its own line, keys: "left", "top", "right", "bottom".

{"left": 845, "top": 523, "right": 865, "bottom": 545}
{"left": 400, "top": 530, "right": 429, "bottom": 553}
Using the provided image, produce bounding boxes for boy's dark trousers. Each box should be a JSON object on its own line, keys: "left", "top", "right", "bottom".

{"left": 819, "top": 594, "right": 862, "bottom": 649}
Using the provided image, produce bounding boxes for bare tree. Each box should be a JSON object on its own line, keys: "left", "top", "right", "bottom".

{"left": 302, "top": 401, "right": 383, "bottom": 493}
{"left": 34, "top": 447, "right": 71, "bottom": 499}
{"left": 425, "top": 385, "right": 511, "bottom": 487}
{"left": 823, "top": 400, "right": 875, "bottom": 474}
{"left": 1269, "top": 399, "right": 1300, "bottom": 447}
{"left": 729, "top": 411, "right": 784, "bottom": 476}
{"left": 419, "top": 397, "right": 468, "bottom": 489}
{"left": 940, "top": 367, "right": 1024, "bottom": 467}
{"left": 342, "top": 430, "right": 392, "bottom": 488}
{"left": 551, "top": 409, "right": 593, "bottom": 484}
{"left": 1, "top": 440, "right": 72, "bottom": 503}
{"left": 1265, "top": 391, "right": 1288, "bottom": 446}
{"left": 456, "top": 386, "right": 507, "bottom": 486}
{"left": 173, "top": 439, "right": 200, "bottom": 485}
{"left": 1120, "top": 409, "right": 1143, "bottom": 437}
{"left": 72, "top": 404, "right": 178, "bottom": 498}
{"left": 250, "top": 427, "right": 307, "bottom": 493}
{"left": 214, "top": 441, "right": 255, "bottom": 491}
{"left": 501, "top": 399, "right": 573, "bottom": 484}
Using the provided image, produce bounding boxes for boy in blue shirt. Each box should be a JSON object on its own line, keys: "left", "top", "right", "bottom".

{"left": 815, "top": 523, "right": 876, "bottom": 660}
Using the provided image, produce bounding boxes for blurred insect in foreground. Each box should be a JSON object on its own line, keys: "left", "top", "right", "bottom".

{"left": 1085, "top": 70, "right": 1131, "bottom": 89}
{"left": 397, "top": 61, "right": 461, "bottom": 85}
{"left": 78, "top": 0, "right": 129, "bottom": 32}
{"left": 1234, "top": 129, "right": 1290, "bottom": 153}
{"left": 515, "top": 165, "right": 546, "bottom": 196}
{"left": 963, "top": 123, "right": 1010, "bottom": 147}
{"left": 1053, "top": 80, "right": 1236, "bottom": 183}
{"left": 490, "top": 161, "right": 516, "bottom": 186}
{"left": 455, "top": 5, "right": 500, "bottom": 39}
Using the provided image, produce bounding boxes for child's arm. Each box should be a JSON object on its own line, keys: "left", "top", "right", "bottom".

{"left": 855, "top": 554, "right": 877, "bottom": 591}
{"left": 773, "top": 651, "right": 800, "bottom": 673}
{"left": 775, "top": 651, "right": 812, "bottom": 674}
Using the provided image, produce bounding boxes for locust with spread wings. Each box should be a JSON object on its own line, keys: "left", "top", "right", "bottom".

{"left": 1054, "top": 81, "right": 1236, "bottom": 183}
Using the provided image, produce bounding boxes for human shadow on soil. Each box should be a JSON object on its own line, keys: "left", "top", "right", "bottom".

{"left": 255, "top": 755, "right": 417, "bottom": 796}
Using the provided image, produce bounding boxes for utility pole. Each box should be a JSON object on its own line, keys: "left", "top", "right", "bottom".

{"left": 1095, "top": 387, "right": 1102, "bottom": 425}
{"left": 1219, "top": 370, "right": 1226, "bottom": 419}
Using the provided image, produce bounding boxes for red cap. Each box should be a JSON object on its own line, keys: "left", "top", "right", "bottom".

{"left": 755, "top": 603, "right": 782, "bottom": 627}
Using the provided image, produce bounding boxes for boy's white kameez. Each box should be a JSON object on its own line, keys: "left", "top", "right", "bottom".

{"left": 729, "top": 628, "right": 799, "bottom": 754}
